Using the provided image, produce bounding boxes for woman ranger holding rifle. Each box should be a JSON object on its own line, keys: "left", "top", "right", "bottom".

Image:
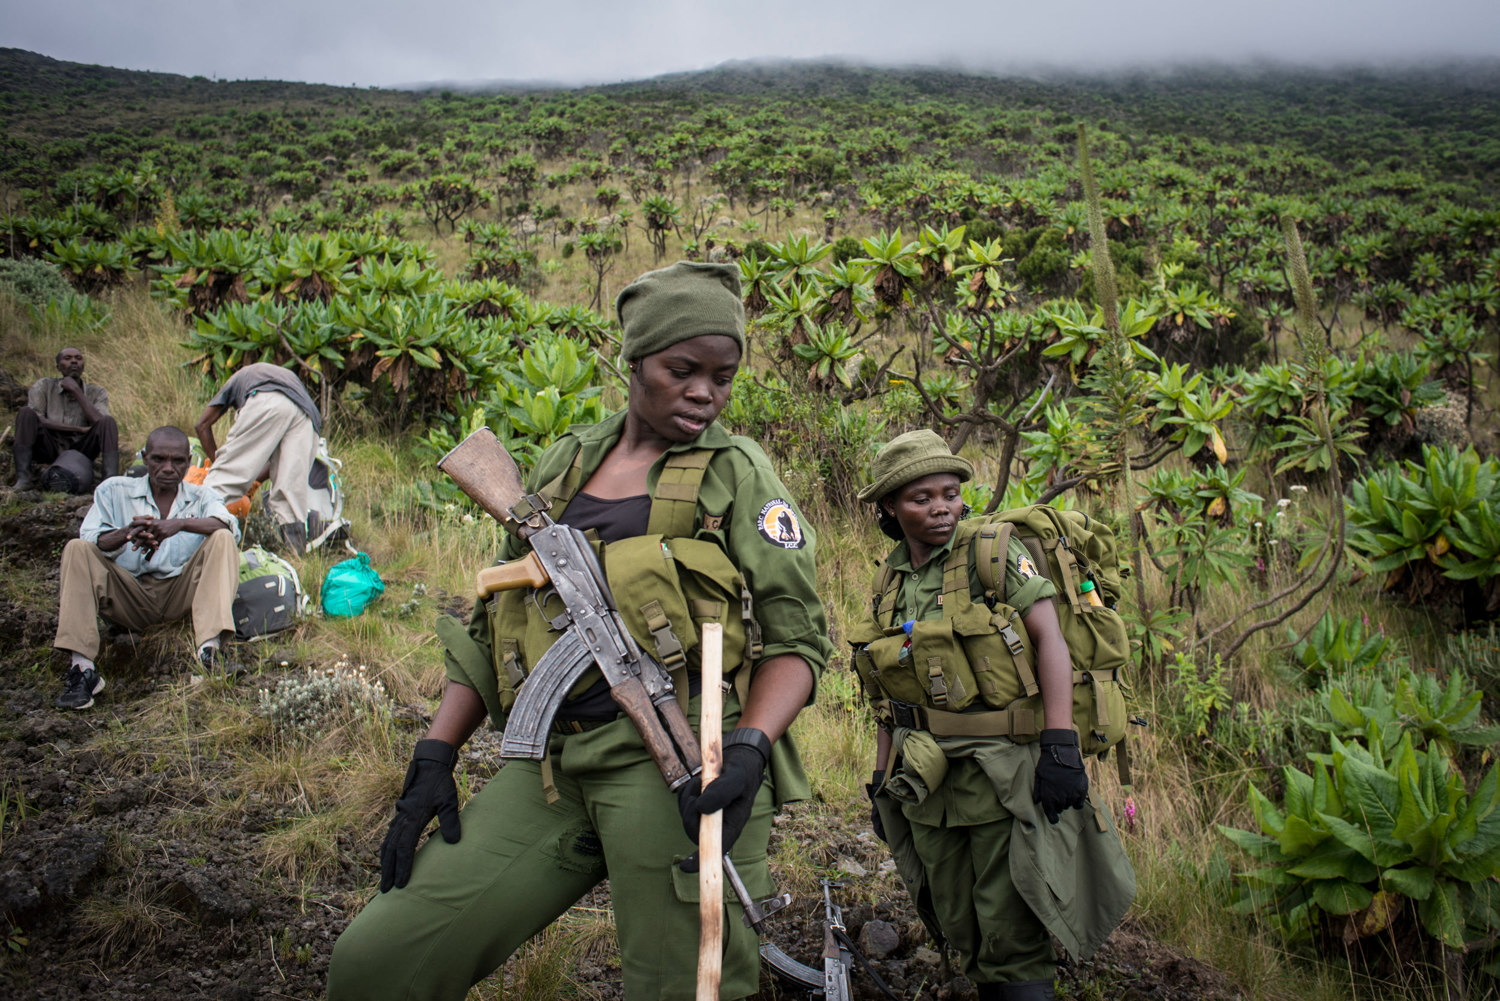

{"left": 328, "top": 262, "right": 831, "bottom": 1001}
{"left": 852, "top": 431, "right": 1135, "bottom": 1001}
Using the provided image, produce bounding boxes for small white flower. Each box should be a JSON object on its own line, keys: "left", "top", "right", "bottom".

{"left": 1290, "top": 484, "right": 1308, "bottom": 494}
{"left": 1276, "top": 498, "right": 1292, "bottom": 509}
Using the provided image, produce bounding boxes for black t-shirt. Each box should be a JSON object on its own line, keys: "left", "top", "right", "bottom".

{"left": 559, "top": 491, "right": 651, "bottom": 543}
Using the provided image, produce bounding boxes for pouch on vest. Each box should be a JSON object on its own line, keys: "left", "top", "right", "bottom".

{"left": 853, "top": 528, "right": 1037, "bottom": 715}
{"left": 486, "top": 535, "right": 754, "bottom": 709}
{"left": 884, "top": 727, "right": 948, "bottom": 805}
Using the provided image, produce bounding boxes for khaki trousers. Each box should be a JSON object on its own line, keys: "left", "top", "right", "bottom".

{"left": 53, "top": 529, "right": 238, "bottom": 659}
{"left": 202, "top": 391, "right": 318, "bottom": 529}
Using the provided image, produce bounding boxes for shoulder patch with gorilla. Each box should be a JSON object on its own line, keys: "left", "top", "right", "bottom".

{"left": 757, "top": 499, "right": 805, "bottom": 549}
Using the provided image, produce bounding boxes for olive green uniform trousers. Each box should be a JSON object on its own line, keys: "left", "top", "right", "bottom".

{"left": 327, "top": 711, "right": 776, "bottom": 1001}
{"left": 876, "top": 731, "right": 1135, "bottom": 987}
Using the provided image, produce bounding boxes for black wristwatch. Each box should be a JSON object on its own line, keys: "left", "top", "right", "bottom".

{"left": 723, "top": 727, "right": 772, "bottom": 766}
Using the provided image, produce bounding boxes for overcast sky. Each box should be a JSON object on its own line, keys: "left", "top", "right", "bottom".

{"left": 4, "top": 0, "right": 1499, "bottom": 89}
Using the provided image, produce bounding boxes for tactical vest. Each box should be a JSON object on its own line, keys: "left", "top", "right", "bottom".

{"left": 486, "top": 443, "right": 764, "bottom": 718}
{"left": 849, "top": 506, "right": 1134, "bottom": 767}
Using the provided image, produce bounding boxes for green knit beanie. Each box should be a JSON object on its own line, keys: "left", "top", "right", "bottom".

{"left": 616, "top": 261, "right": 746, "bottom": 362}
{"left": 857, "top": 429, "right": 973, "bottom": 503}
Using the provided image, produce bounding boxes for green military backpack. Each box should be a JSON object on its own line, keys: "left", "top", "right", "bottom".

{"left": 972, "top": 506, "right": 1136, "bottom": 771}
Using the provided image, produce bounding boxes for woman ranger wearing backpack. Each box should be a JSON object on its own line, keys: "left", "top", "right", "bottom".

{"left": 851, "top": 431, "right": 1135, "bottom": 1001}
{"left": 328, "top": 262, "right": 832, "bottom": 1001}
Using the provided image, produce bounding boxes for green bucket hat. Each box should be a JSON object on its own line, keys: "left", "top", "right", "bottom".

{"left": 857, "top": 429, "right": 973, "bottom": 504}
{"left": 616, "top": 261, "right": 746, "bottom": 362}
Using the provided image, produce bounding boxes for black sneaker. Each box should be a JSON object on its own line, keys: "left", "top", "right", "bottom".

{"left": 198, "top": 646, "right": 247, "bottom": 679}
{"left": 56, "top": 665, "right": 105, "bottom": 710}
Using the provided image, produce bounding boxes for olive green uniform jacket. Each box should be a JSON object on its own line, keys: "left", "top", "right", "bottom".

{"left": 440, "top": 410, "right": 831, "bottom": 800}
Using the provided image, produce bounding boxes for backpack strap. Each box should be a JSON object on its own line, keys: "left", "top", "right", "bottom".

{"left": 939, "top": 539, "right": 974, "bottom": 610}
{"left": 538, "top": 440, "right": 585, "bottom": 510}
{"left": 1043, "top": 535, "right": 1085, "bottom": 614}
{"left": 975, "top": 522, "right": 1013, "bottom": 601}
{"left": 647, "top": 448, "right": 714, "bottom": 538}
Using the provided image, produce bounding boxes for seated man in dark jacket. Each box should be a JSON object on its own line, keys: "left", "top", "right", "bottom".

{"left": 12, "top": 347, "right": 119, "bottom": 491}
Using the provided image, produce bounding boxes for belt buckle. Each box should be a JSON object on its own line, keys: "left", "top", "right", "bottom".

{"left": 889, "top": 700, "right": 919, "bottom": 730}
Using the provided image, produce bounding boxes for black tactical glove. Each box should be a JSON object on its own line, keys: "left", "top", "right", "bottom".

{"left": 1033, "top": 729, "right": 1089, "bottom": 824}
{"left": 676, "top": 728, "right": 769, "bottom": 873}
{"left": 379, "top": 739, "right": 461, "bottom": 892}
{"left": 867, "top": 769, "right": 887, "bottom": 843}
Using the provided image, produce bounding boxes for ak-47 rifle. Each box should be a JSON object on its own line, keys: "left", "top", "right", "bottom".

{"left": 438, "top": 427, "right": 700, "bottom": 789}
{"left": 817, "top": 880, "right": 855, "bottom": 1001}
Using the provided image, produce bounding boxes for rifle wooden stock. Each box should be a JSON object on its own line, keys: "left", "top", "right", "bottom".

{"left": 475, "top": 551, "right": 550, "bottom": 597}
{"left": 439, "top": 424, "right": 702, "bottom": 791}
{"left": 436, "top": 427, "right": 526, "bottom": 525}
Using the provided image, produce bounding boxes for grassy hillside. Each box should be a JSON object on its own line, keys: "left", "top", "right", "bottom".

{"left": 1, "top": 49, "right": 1498, "bottom": 1001}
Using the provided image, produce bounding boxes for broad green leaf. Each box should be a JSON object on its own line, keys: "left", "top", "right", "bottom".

{"left": 1287, "top": 841, "right": 1378, "bottom": 883}
{"left": 1219, "top": 825, "right": 1282, "bottom": 860}
{"left": 1284, "top": 768, "right": 1315, "bottom": 821}
{"left": 1313, "top": 878, "right": 1374, "bottom": 915}
{"left": 1338, "top": 755, "right": 1401, "bottom": 837}
{"left": 1418, "top": 881, "right": 1465, "bottom": 948}
{"left": 1327, "top": 688, "right": 1365, "bottom": 729}
{"left": 1250, "top": 783, "right": 1287, "bottom": 836}
{"left": 1381, "top": 865, "right": 1436, "bottom": 901}
{"left": 1319, "top": 811, "right": 1409, "bottom": 868}
{"left": 1279, "top": 814, "right": 1328, "bottom": 857}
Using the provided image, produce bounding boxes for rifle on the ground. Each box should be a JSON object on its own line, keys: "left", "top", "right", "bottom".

{"left": 438, "top": 427, "right": 700, "bottom": 789}
{"left": 817, "top": 879, "right": 855, "bottom": 1000}
{"left": 741, "top": 874, "right": 899, "bottom": 1000}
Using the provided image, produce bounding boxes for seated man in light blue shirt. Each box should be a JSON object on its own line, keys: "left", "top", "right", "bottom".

{"left": 54, "top": 426, "right": 241, "bottom": 710}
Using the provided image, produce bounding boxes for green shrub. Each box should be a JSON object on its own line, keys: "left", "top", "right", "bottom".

{"left": 1017, "top": 246, "right": 1068, "bottom": 291}
{"left": 1303, "top": 665, "right": 1500, "bottom": 759}
{"left": 829, "top": 235, "right": 862, "bottom": 265}
{"left": 1290, "top": 612, "right": 1391, "bottom": 686}
{"left": 1444, "top": 624, "right": 1500, "bottom": 723}
{"left": 1347, "top": 444, "right": 1500, "bottom": 616}
{"left": 962, "top": 217, "right": 1003, "bottom": 246}
{"left": 1221, "top": 695, "right": 1500, "bottom": 992}
{"left": 0, "top": 257, "right": 74, "bottom": 307}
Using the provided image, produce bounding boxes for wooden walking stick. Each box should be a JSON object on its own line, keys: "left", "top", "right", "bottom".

{"left": 697, "top": 622, "right": 724, "bottom": 1001}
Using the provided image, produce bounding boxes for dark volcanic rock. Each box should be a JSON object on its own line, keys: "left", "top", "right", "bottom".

{"left": 170, "top": 869, "right": 254, "bottom": 924}
{"left": 0, "top": 868, "right": 41, "bottom": 916}
{"left": 858, "top": 918, "right": 901, "bottom": 959}
{"left": 42, "top": 827, "right": 106, "bottom": 899}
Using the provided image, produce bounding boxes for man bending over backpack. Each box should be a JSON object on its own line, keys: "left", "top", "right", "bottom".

{"left": 194, "top": 362, "right": 326, "bottom": 554}
{"left": 53, "top": 426, "right": 240, "bottom": 710}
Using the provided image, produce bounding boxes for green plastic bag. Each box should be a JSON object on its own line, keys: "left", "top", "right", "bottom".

{"left": 321, "top": 552, "right": 384, "bottom": 618}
